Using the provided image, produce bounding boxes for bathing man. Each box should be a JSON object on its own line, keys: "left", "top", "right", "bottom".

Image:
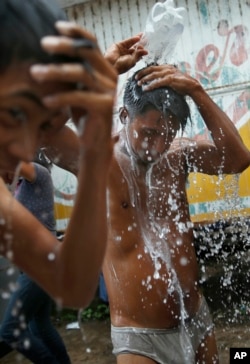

{"left": 102, "top": 63, "right": 250, "bottom": 364}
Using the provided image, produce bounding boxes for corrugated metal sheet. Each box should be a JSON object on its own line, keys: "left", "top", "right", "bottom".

{"left": 58, "top": 0, "right": 90, "bottom": 8}
{"left": 65, "top": 0, "right": 156, "bottom": 52}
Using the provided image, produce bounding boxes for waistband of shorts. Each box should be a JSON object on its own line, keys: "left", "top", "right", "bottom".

{"left": 111, "top": 324, "right": 180, "bottom": 334}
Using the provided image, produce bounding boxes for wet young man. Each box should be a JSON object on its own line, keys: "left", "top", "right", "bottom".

{"left": 101, "top": 64, "right": 250, "bottom": 364}
{"left": 0, "top": 0, "right": 146, "bottom": 308}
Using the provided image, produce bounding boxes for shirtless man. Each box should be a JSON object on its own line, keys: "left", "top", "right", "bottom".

{"left": 101, "top": 64, "right": 250, "bottom": 363}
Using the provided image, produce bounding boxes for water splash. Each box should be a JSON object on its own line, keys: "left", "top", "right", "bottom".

{"left": 116, "top": 134, "right": 195, "bottom": 362}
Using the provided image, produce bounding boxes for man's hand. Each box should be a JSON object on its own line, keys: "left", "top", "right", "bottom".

{"left": 105, "top": 34, "right": 148, "bottom": 74}
{"left": 30, "top": 21, "right": 117, "bottom": 152}
{"left": 136, "top": 64, "right": 199, "bottom": 96}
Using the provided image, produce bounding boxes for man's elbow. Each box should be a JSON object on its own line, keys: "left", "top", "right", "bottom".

{"left": 236, "top": 154, "right": 250, "bottom": 173}
{"left": 228, "top": 156, "right": 250, "bottom": 174}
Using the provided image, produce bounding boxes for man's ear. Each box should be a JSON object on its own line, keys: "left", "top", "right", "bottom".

{"left": 119, "top": 107, "right": 129, "bottom": 124}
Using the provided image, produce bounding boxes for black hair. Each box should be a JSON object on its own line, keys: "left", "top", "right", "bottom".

{"left": 0, "top": 0, "right": 80, "bottom": 72}
{"left": 123, "top": 66, "right": 191, "bottom": 132}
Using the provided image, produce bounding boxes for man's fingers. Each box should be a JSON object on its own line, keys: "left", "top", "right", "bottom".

{"left": 55, "top": 21, "right": 96, "bottom": 42}
{"left": 30, "top": 64, "right": 116, "bottom": 93}
{"left": 42, "top": 90, "right": 115, "bottom": 113}
{"left": 41, "top": 26, "right": 117, "bottom": 82}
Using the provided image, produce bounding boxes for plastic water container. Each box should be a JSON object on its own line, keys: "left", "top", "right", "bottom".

{"left": 139, "top": 0, "right": 187, "bottom": 64}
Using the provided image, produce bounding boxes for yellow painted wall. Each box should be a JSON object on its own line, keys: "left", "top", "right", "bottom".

{"left": 187, "top": 118, "right": 250, "bottom": 223}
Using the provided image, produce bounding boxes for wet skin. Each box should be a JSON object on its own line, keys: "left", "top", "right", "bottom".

{"left": 104, "top": 109, "right": 201, "bottom": 329}
{"left": 102, "top": 63, "right": 250, "bottom": 336}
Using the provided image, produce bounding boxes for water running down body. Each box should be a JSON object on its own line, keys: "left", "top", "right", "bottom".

{"left": 102, "top": 63, "right": 250, "bottom": 364}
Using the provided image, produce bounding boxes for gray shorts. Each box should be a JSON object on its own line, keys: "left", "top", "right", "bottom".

{"left": 111, "top": 296, "right": 214, "bottom": 364}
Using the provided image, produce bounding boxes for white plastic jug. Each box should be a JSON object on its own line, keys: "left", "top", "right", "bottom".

{"left": 140, "top": 0, "right": 187, "bottom": 64}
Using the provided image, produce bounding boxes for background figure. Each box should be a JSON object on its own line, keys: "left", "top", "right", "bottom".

{"left": 0, "top": 150, "right": 71, "bottom": 363}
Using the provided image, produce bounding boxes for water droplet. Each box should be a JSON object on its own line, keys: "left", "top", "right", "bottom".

{"left": 48, "top": 252, "right": 56, "bottom": 261}
{"left": 180, "top": 257, "right": 188, "bottom": 266}
{"left": 23, "top": 339, "right": 31, "bottom": 349}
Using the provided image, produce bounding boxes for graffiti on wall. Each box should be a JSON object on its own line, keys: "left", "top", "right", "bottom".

{"left": 179, "top": 19, "right": 250, "bottom": 222}
{"left": 180, "top": 22, "right": 249, "bottom": 84}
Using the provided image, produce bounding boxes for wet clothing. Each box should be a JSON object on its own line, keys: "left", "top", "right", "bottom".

{"left": 111, "top": 296, "right": 213, "bottom": 364}
{"left": 0, "top": 163, "right": 71, "bottom": 364}
{"left": 16, "top": 163, "right": 56, "bottom": 233}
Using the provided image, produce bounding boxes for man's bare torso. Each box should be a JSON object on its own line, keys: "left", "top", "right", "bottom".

{"left": 103, "top": 137, "right": 201, "bottom": 329}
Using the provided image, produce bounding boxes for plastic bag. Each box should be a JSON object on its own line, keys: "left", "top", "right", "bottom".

{"left": 139, "top": 0, "right": 187, "bottom": 64}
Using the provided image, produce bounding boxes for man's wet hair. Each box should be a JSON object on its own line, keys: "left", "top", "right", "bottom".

{"left": 0, "top": 0, "right": 81, "bottom": 72}
{"left": 123, "top": 65, "right": 191, "bottom": 132}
